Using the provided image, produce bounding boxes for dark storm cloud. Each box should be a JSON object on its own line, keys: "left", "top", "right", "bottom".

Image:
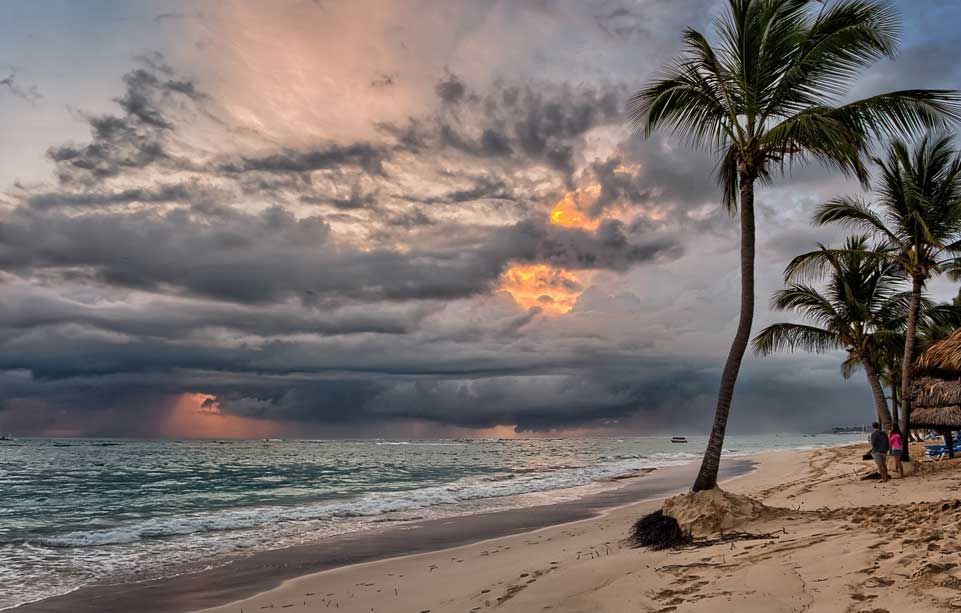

{"left": 219, "top": 143, "right": 389, "bottom": 175}
{"left": 8, "top": 0, "right": 940, "bottom": 438}
{"left": 406, "top": 174, "right": 514, "bottom": 205}
{"left": 301, "top": 187, "right": 380, "bottom": 210}
{"left": 435, "top": 72, "right": 467, "bottom": 104}
{"left": 0, "top": 204, "right": 681, "bottom": 305}
{"left": 26, "top": 182, "right": 207, "bottom": 209}
{"left": 0, "top": 287, "right": 432, "bottom": 339}
{"left": 389, "top": 77, "right": 623, "bottom": 178}
{"left": 45, "top": 60, "right": 201, "bottom": 184}
{"left": 0, "top": 53, "right": 699, "bottom": 436}
{"left": 498, "top": 219, "right": 682, "bottom": 271}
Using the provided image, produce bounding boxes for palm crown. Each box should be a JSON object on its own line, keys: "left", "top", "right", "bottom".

{"left": 628, "top": 0, "right": 961, "bottom": 209}
{"left": 813, "top": 134, "right": 961, "bottom": 281}
{"left": 754, "top": 236, "right": 901, "bottom": 359}
{"left": 754, "top": 235, "right": 906, "bottom": 425}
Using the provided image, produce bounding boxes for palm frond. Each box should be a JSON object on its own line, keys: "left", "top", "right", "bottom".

{"left": 752, "top": 322, "right": 841, "bottom": 356}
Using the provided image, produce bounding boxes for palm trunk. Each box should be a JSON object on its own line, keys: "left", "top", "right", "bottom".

{"left": 861, "top": 355, "right": 892, "bottom": 429}
{"left": 899, "top": 275, "right": 924, "bottom": 462}
{"left": 692, "top": 173, "right": 755, "bottom": 492}
{"left": 890, "top": 377, "right": 899, "bottom": 427}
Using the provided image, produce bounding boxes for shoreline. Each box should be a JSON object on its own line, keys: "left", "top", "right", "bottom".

{"left": 12, "top": 456, "right": 759, "bottom": 613}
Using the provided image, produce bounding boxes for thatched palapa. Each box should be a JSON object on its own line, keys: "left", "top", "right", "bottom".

{"left": 910, "top": 329, "right": 961, "bottom": 430}
{"left": 910, "top": 405, "right": 961, "bottom": 429}
{"left": 912, "top": 376, "right": 961, "bottom": 409}
{"left": 916, "top": 328, "right": 961, "bottom": 374}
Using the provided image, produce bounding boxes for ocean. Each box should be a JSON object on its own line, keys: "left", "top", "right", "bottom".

{"left": 0, "top": 433, "right": 865, "bottom": 610}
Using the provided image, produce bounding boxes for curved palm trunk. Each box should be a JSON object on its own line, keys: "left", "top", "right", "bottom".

{"left": 692, "top": 174, "right": 755, "bottom": 492}
{"left": 899, "top": 275, "right": 924, "bottom": 462}
{"left": 860, "top": 355, "right": 892, "bottom": 429}
{"left": 890, "top": 378, "right": 899, "bottom": 426}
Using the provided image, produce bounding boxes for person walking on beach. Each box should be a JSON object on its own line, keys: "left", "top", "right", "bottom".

{"left": 889, "top": 425, "right": 905, "bottom": 478}
{"left": 889, "top": 425, "right": 905, "bottom": 479}
{"left": 870, "top": 422, "right": 890, "bottom": 482}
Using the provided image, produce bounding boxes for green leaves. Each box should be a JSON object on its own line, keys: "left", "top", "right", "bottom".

{"left": 754, "top": 236, "right": 902, "bottom": 370}
{"left": 629, "top": 0, "right": 961, "bottom": 209}
{"left": 815, "top": 135, "right": 961, "bottom": 281}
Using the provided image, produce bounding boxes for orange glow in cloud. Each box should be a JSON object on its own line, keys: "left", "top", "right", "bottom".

{"left": 160, "top": 394, "right": 286, "bottom": 439}
{"left": 499, "top": 264, "right": 584, "bottom": 315}
{"left": 500, "top": 185, "right": 606, "bottom": 315}
{"left": 548, "top": 185, "right": 601, "bottom": 231}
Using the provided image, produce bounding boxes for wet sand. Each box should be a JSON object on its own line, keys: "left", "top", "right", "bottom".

{"left": 13, "top": 458, "right": 753, "bottom": 613}
{"left": 173, "top": 442, "right": 961, "bottom": 613}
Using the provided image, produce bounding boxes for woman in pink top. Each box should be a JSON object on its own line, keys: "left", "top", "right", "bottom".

{"left": 889, "top": 425, "right": 904, "bottom": 478}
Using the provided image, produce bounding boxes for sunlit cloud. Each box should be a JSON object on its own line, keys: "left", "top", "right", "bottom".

{"left": 160, "top": 393, "right": 286, "bottom": 439}
{"left": 549, "top": 185, "right": 602, "bottom": 230}
{"left": 499, "top": 264, "right": 585, "bottom": 315}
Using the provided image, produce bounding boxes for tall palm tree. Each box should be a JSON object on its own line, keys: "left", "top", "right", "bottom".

{"left": 753, "top": 236, "right": 903, "bottom": 427}
{"left": 812, "top": 135, "right": 961, "bottom": 460}
{"left": 628, "top": 0, "right": 960, "bottom": 490}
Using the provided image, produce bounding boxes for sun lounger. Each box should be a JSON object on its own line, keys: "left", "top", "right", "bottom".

{"left": 925, "top": 443, "right": 961, "bottom": 461}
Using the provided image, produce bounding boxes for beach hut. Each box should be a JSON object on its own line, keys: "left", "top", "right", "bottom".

{"left": 910, "top": 329, "right": 961, "bottom": 458}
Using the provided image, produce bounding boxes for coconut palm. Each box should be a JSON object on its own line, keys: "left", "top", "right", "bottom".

{"left": 811, "top": 135, "right": 961, "bottom": 460}
{"left": 753, "top": 236, "right": 903, "bottom": 427}
{"left": 628, "top": 0, "right": 961, "bottom": 490}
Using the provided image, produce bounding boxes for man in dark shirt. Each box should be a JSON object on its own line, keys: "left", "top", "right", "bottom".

{"left": 869, "top": 421, "right": 890, "bottom": 482}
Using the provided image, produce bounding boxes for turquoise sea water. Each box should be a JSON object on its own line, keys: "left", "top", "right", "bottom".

{"left": 0, "top": 434, "right": 865, "bottom": 610}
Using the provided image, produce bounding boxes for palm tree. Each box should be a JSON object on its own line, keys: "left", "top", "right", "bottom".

{"left": 812, "top": 135, "right": 961, "bottom": 460}
{"left": 628, "top": 0, "right": 961, "bottom": 490}
{"left": 753, "top": 236, "right": 902, "bottom": 427}
{"left": 873, "top": 318, "right": 904, "bottom": 424}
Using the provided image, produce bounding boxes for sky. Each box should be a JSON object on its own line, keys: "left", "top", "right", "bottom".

{"left": 2, "top": 0, "right": 961, "bottom": 439}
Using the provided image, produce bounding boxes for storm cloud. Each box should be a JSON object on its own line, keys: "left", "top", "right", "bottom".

{"left": 0, "top": 0, "right": 956, "bottom": 437}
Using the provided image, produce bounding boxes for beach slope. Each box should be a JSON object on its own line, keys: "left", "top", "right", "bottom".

{"left": 194, "top": 443, "right": 961, "bottom": 612}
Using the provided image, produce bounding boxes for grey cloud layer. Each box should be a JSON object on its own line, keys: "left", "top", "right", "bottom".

{"left": 0, "top": 47, "right": 698, "bottom": 434}
{"left": 6, "top": 0, "right": 946, "bottom": 436}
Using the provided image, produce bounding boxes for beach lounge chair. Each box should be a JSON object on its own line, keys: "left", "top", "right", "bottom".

{"left": 925, "top": 443, "right": 961, "bottom": 461}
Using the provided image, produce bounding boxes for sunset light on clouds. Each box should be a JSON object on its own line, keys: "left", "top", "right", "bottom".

{"left": 1, "top": 0, "right": 958, "bottom": 438}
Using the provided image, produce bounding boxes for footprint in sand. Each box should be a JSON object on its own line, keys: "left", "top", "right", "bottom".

{"left": 863, "top": 577, "right": 895, "bottom": 588}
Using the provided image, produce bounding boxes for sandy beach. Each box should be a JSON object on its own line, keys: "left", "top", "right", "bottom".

{"left": 174, "top": 442, "right": 961, "bottom": 613}
{"left": 18, "top": 441, "right": 961, "bottom": 613}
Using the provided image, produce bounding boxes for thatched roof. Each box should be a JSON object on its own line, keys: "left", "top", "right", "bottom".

{"left": 910, "top": 330, "right": 961, "bottom": 428}
{"left": 910, "top": 405, "right": 961, "bottom": 429}
{"left": 917, "top": 328, "right": 961, "bottom": 374}
{"left": 912, "top": 376, "right": 961, "bottom": 408}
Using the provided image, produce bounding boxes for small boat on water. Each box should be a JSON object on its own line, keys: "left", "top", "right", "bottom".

{"left": 670, "top": 436, "right": 688, "bottom": 444}
{"left": 0, "top": 434, "right": 14, "bottom": 442}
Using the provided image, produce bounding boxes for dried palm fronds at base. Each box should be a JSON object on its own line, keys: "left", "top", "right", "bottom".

{"left": 627, "top": 510, "right": 692, "bottom": 550}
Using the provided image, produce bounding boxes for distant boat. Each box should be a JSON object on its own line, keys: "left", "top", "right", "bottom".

{"left": 670, "top": 436, "right": 688, "bottom": 444}
{"left": 0, "top": 434, "right": 14, "bottom": 442}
